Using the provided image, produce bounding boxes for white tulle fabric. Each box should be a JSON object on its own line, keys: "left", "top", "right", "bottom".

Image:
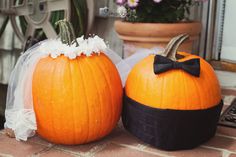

{"left": 4, "top": 36, "right": 163, "bottom": 141}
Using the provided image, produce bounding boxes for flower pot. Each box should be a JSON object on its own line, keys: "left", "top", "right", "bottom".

{"left": 114, "top": 20, "right": 202, "bottom": 58}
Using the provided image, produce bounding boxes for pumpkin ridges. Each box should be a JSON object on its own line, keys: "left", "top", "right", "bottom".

{"left": 126, "top": 55, "right": 150, "bottom": 106}
{"left": 85, "top": 56, "right": 103, "bottom": 142}
{"left": 78, "top": 54, "right": 120, "bottom": 142}
{"left": 90, "top": 58, "right": 104, "bottom": 139}
{"left": 75, "top": 57, "right": 89, "bottom": 143}
{"left": 173, "top": 68, "right": 179, "bottom": 108}
{"left": 159, "top": 72, "right": 164, "bottom": 108}
{"left": 178, "top": 72, "right": 185, "bottom": 109}
{"left": 54, "top": 57, "right": 63, "bottom": 143}
{"left": 202, "top": 61, "right": 214, "bottom": 107}
{"left": 52, "top": 56, "right": 69, "bottom": 144}
{"left": 68, "top": 59, "right": 77, "bottom": 144}
{"left": 89, "top": 54, "right": 121, "bottom": 142}
{"left": 192, "top": 59, "right": 209, "bottom": 109}
{"left": 35, "top": 57, "right": 59, "bottom": 142}
{"left": 84, "top": 55, "right": 105, "bottom": 140}
{"left": 91, "top": 53, "right": 122, "bottom": 139}
{"left": 204, "top": 62, "right": 221, "bottom": 103}
{"left": 200, "top": 59, "right": 221, "bottom": 107}
{"left": 104, "top": 60, "right": 116, "bottom": 129}
{"left": 99, "top": 53, "right": 122, "bottom": 136}
{"left": 147, "top": 64, "right": 155, "bottom": 105}
{"left": 96, "top": 53, "right": 122, "bottom": 131}
{"left": 82, "top": 58, "right": 97, "bottom": 142}
{"left": 94, "top": 55, "right": 115, "bottom": 133}
{"left": 77, "top": 57, "right": 91, "bottom": 143}
{"left": 46, "top": 58, "right": 57, "bottom": 141}
{"left": 177, "top": 52, "right": 203, "bottom": 109}
{"left": 52, "top": 58, "right": 60, "bottom": 142}
{"left": 201, "top": 61, "right": 213, "bottom": 107}
{"left": 62, "top": 57, "right": 76, "bottom": 143}
{"left": 181, "top": 70, "right": 189, "bottom": 109}
{"left": 92, "top": 55, "right": 112, "bottom": 137}
{"left": 47, "top": 57, "right": 58, "bottom": 141}
{"left": 180, "top": 71, "right": 188, "bottom": 109}
{"left": 192, "top": 72, "right": 203, "bottom": 109}
{"left": 138, "top": 56, "right": 151, "bottom": 104}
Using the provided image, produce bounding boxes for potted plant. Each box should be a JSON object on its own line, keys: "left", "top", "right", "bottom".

{"left": 114, "top": 0, "right": 204, "bottom": 57}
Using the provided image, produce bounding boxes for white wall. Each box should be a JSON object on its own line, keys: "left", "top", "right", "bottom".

{"left": 221, "top": 0, "right": 236, "bottom": 62}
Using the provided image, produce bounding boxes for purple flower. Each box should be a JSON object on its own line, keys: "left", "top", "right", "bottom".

{"left": 116, "top": 0, "right": 126, "bottom": 5}
{"left": 128, "top": 0, "right": 139, "bottom": 8}
{"left": 153, "top": 0, "right": 162, "bottom": 3}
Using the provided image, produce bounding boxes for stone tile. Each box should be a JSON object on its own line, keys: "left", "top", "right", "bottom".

{"left": 204, "top": 135, "right": 236, "bottom": 152}
{"left": 217, "top": 126, "right": 236, "bottom": 137}
{"left": 221, "top": 104, "right": 230, "bottom": 113}
{"left": 28, "top": 135, "right": 54, "bottom": 147}
{"left": 222, "top": 89, "right": 236, "bottom": 96}
{"left": 95, "top": 143, "right": 160, "bottom": 157}
{"left": 38, "top": 149, "right": 74, "bottom": 157}
{"left": 55, "top": 126, "right": 123, "bottom": 153}
{"left": 0, "top": 152, "right": 14, "bottom": 157}
{"left": 170, "top": 147, "right": 222, "bottom": 157}
{"left": 110, "top": 130, "right": 145, "bottom": 146}
{"left": 145, "top": 146, "right": 222, "bottom": 157}
{"left": 221, "top": 105, "right": 228, "bottom": 113}
{"left": 0, "top": 133, "right": 48, "bottom": 157}
{"left": 56, "top": 141, "right": 107, "bottom": 154}
{"left": 0, "top": 129, "right": 5, "bottom": 133}
{"left": 105, "top": 125, "right": 125, "bottom": 140}
{"left": 223, "top": 95, "right": 236, "bottom": 105}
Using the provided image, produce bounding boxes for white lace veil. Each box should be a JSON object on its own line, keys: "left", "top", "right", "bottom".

{"left": 4, "top": 37, "right": 163, "bottom": 141}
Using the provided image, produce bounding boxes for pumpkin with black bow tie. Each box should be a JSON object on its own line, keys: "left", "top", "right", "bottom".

{"left": 122, "top": 34, "right": 223, "bottom": 151}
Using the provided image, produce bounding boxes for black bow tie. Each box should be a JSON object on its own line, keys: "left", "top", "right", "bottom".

{"left": 153, "top": 55, "right": 200, "bottom": 77}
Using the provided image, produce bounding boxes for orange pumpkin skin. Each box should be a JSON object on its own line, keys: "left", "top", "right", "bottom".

{"left": 125, "top": 52, "right": 221, "bottom": 110}
{"left": 32, "top": 53, "right": 123, "bottom": 145}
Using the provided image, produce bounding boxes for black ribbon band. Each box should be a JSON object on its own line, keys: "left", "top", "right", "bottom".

{"left": 0, "top": 115, "right": 5, "bottom": 129}
{"left": 153, "top": 55, "right": 201, "bottom": 77}
{"left": 122, "top": 95, "right": 223, "bottom": 150}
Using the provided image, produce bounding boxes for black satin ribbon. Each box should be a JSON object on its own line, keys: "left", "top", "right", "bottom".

{"left": 0, "top": 115, "right": 5, "bottom": 129}
{"left": 153, "top": 55, "right": 201, "bottom": 77}
{"left": 122, "top": 95, "right": 223, "bottom": 150}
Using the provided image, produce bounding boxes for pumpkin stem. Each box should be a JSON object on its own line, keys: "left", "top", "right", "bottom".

{"left": 162, "top": 34, "right": 189, "bottom": 61}
{"left": 56, "top": 19, "right": 79, "bottom": 46}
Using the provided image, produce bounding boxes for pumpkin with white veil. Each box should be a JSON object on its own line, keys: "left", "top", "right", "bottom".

{"left": 4, "top": 20, "right": 126, "bottom": 144}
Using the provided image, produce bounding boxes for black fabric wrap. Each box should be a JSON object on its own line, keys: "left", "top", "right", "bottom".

{"left": 122, "top": 95, "right": 223, "bottom": 150}
{"left": 0, "top": 115, "right": 5, "bottom": 129}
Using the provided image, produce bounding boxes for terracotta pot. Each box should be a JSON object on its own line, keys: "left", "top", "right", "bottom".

{"left": 114, "top": 20, "right": 202, "bottom": 58}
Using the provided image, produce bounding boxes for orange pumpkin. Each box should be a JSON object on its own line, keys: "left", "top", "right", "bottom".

{"left": 32, "top": 20, "right": 123, "bottom": 145}
{"left": 122, "top": 34, "right": 223, "bottom": 150}
{"left": 126, "top": 51, "right": 221, "bottom": 110}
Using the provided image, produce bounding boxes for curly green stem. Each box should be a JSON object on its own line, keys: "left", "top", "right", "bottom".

{"left": 55, "top": 19, "right": 79, "bottom": 46}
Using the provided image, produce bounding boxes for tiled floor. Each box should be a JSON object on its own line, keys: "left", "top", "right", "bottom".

{"left": 0, "top": 88, "right": 236, "bottom": 157}
{"left": 216, "top": 70, "right": 236, "bottom": 89}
